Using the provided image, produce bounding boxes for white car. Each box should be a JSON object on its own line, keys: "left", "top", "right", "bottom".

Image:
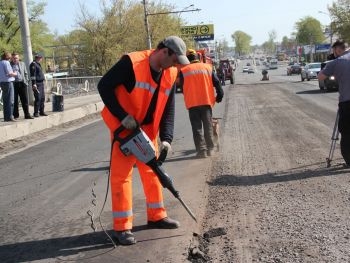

{"left": 301, "top": 62, "right": 321, "bottom": 81}
{"left": 243, "top": 66, "right": 249, "bottom": 73}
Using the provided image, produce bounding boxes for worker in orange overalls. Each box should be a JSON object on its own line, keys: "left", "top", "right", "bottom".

{"left": 179, "top": 49, "right": 224, "bottom": 158}
{"left": 97, "top": 36, "right": 190, "bottom": 245}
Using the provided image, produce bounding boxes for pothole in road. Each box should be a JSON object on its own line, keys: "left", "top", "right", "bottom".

{"left": 188, "top": 227, "right": 227, "bottom": 262}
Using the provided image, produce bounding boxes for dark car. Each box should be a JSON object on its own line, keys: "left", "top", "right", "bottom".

{"left": 318, "top": 60, "right": 339, "bottom": 92}
{"left": 287, "top": 63, "right": 301, "bottom": 75}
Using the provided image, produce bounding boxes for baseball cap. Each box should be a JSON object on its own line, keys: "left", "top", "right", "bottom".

{"left": 163, "top": 36, "right": 190, "bottom": 65}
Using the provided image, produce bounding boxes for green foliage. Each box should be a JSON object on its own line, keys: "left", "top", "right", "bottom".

{"left": 0, "top": 0, "right": 54, "bottom": 57}
{"left": 328, "top": 0, "right": 350, "bottom": 43}
{"left": 68, "top": 0, "right": 183, "bottom": 75}
{"left": 294, "top": 16, "right": 325, "bottom": 45}
{"left": 231, "top": 30, "right": 252, "bottom": 56}
{"left": 262, "top": 30, "right": 277, "bottom": 54}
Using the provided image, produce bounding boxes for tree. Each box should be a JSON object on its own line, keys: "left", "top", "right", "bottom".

{"left": 0, "top": 0, "right": 54, "bottom": 55}
{"left": 294, "top": 16, "right": 325, "bottom": 45}
{"left": 74, "top": 0, "right": 183, "bottom": 74}
{"left": 263, "top": 30, "right": 277, "bottom": 55}
{"left": 231, "top": 30, "right": 251, "bottom": 56}
{"left": 328, "top": 0, "right": 350, "bottom": 43}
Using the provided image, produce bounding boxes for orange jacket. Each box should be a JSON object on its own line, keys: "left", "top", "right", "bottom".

{"left": 101, "top": 50, "right": 178, "bottom": 139}
{"left": 181, "top": 62, "right": 215, "bottom": 109}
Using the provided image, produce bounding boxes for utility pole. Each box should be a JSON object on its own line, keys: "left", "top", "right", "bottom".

{"left": 17, "top": 0, "right": 34, "bottom": 103}
{"left": 142, "top": 1, "right": 200, "bottom": 49}
{"left": 17, "top": 0, "right": 33, "bottom": 67}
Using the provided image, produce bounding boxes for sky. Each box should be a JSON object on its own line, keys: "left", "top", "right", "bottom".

{"left": 41, "top": 0, "right": 336, "bottom": 46}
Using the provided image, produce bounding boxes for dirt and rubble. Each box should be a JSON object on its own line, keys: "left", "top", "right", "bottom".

{"left": 189, "top": 81, "right": 350, "bottom": 262}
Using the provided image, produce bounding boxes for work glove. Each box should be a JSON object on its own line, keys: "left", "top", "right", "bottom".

{"left": 216, "top": 96, "right": 223, "bottom": 103}
{"left": 121, "top": 114, "right": 138, "bottom": 130}
{"left": 161, "top": 141, "right": 172, "bottom": 152}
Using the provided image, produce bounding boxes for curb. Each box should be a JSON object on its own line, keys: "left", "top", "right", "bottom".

{"left": 0, "top": 101, "right": 104, "bottom": 144}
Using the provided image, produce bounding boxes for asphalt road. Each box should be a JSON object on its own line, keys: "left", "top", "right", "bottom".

{"left": 0, "top": 87, "right": 225, "bottom": 262}
{"left": 0, "top": 61, "right": 343, "bottom": 262}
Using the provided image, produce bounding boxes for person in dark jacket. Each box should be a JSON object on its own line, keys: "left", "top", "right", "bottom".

{"left": 30, "top": 53, "right": 47, "bottom": 117}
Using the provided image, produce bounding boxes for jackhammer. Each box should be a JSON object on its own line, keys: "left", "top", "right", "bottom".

{"left": 114, "top": 126, "right": 197, "bottom": 222}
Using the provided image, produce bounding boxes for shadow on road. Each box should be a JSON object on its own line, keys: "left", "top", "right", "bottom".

{"left": 208, "top": 161, "right": 349, "bottom": 187}
{"left": 71, "top": 166, "right": 110, "bottom": 172}
{"left": 165, "top": 149, "right": 198, "bottom": 163}
{"left": 0, "top": 224, "right": 184, "bottom": 262}
{"left": 296, "top": 89, "right": 325, "bottom": 95}
{"left": 0, "top": 231, "right": 115, "bottom": 262}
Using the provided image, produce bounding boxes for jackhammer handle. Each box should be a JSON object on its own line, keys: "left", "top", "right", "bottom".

{"left": 113, "top": 125, "right": 141, "bottom": 144}
{"left": 157, "top": 148, "right": 168, "bottom": 165}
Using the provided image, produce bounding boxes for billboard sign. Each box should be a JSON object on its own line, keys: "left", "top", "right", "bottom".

{"left": 315, "top": 43, "right": 331, "bottom": 53}
{"left": 180, "top": 24, "right": 214, "bottom": 41}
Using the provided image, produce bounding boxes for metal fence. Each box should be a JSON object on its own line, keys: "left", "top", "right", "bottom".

{"left": 46, "top": 76, "right": 102, "bottom": 98}
{"left": 0, "top": 76, "right": 102, "bottom": 112}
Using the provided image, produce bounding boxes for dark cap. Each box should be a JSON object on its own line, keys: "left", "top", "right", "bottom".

{"left": 332, "top": 39, "right": 345, "bottom": 48}
{"left": 162, "top": 36, "right": 190, "bottom": 65}
{"left": 34, "top": 53, "right": 43, "bottom": 58}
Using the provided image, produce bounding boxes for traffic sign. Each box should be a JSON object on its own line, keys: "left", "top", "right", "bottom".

{"left": 180, "top": 24, "right": 214, "bottom": 41}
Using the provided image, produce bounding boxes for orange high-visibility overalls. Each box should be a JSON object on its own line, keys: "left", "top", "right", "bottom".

{"left": 101, "top": 50, "right": 178, "bottom": 231}
{"left": 181, "top": 62, "right": 216, "bottom": 109}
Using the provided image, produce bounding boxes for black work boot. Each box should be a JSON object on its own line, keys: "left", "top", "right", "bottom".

{"left": 196, "top": 150, "right": 207, "bottom": 158}
{"left": 147, "top": 217, "right": 180, "bottom": 229}
{"left": 114, "top": 230, "right": 136, "bottom": 245}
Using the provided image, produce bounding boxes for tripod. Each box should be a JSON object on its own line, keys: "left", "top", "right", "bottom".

{"left": 326, "top": 110, "right": 340, "bottom": 167}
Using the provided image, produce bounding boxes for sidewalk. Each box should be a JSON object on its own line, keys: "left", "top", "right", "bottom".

{"left": 0, "top": 94, "right": 103, "bottom": 144}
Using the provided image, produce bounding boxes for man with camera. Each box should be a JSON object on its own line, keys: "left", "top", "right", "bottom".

{"left": 318, "top": 40, "right": 350, "bottom": 166}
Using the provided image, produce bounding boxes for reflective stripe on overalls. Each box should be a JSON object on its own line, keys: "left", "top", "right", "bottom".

{"left": 101, "top": 50, "right": 177, "bottom": 231}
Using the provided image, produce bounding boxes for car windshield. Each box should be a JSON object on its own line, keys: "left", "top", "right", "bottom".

{"left": 309, "top": 63, "right": 321, "bottom": 69}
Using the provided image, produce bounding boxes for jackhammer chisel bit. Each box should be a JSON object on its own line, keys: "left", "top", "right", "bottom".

{"left": 148, "top": 161, "right": 197, "bottom": 222}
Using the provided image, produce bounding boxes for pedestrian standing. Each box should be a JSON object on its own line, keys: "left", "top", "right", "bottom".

{"left": 98, "top": 36, "right": 190, "bottom": 245}
{"left": 29, "top": 53, "right": 47, "bottom": 117}
{"left": 0, "top": 51, "right": 17, "bottom": 122}
{"left": 11, "top": 53, "right": 33, "bottom": 119}
{"left": 179, "top": 49, "right": 224, "bottom": 158}
{"left": 318, "top": 40, "right": 350, "bottom": 166}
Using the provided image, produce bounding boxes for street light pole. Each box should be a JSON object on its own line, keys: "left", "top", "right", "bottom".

{"left": 142, "top": 1, "right": 201, "bottom": 49}
{"left": 318, "top": 10, "right": 334, "bottom": 49}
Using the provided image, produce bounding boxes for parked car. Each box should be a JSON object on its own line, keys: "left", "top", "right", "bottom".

{"left": 318, "top": 61, "right": 339, "bottom": 91}
{"left": 287, "top": 63, "right": 302, "bottom": 75}
{"left": 301, "top": 62, "right": 321, "bottom": 81}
